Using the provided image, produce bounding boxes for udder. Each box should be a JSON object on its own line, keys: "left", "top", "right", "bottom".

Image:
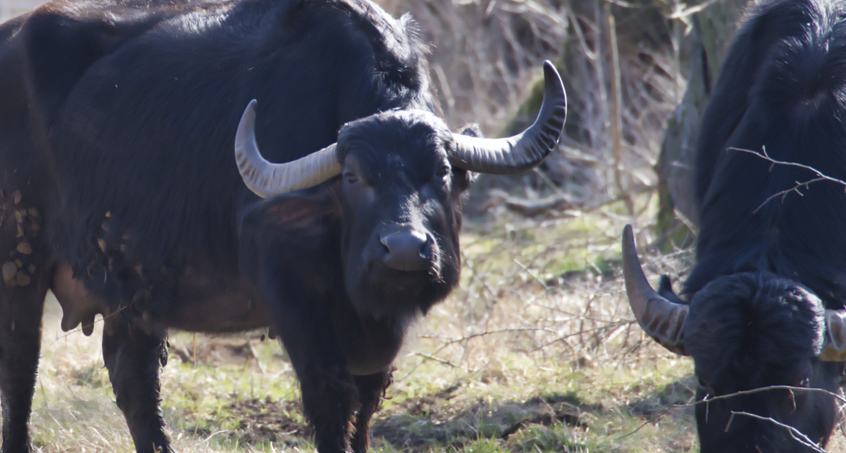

{"left": 51, "top": 262, "right": 271, "bottom": 335}
{"left": 51, "top": 264, "right": 111, "bottom": 336}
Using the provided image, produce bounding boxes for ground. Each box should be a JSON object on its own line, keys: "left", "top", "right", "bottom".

{"left": 32, "top": 298, "right": 700, "bottom": 453}
{"left": 31, "top": 208, "right": 845, "bottom": 453}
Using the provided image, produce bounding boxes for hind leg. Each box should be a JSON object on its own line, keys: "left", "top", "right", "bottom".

{"left": 102, "top": 315, "right": 171, "bottom": 453}
{"left": 0, "top": 193, "right": 49, "bottom": 453}
{"left": 0, "top": 276, "right": 47, "bottom": 452}
{"left": 350, "top": 369, "right": 392, "bottom": 453}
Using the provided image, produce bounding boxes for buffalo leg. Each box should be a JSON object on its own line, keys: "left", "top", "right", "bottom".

{"left": 274, "top": 314, "right": 357, "bottom": 453}
{"left": 261, "top": 282, "right": 357, "bottom": 451}
{"left": 102, "top": 316, "right": 171, "bottom": 453}
{"left": 350, "top": 369, "right": 392, "bottom": 453}
{"left": 0, "top": 284, "right": 47, "bottom": 453}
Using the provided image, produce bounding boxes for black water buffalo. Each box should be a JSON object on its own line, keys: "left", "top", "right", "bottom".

{"left": 0, "top": 0, "right": 566, "bottom": 451}
{"left": 623, "top": 0, "right": 846, "bottom": 451}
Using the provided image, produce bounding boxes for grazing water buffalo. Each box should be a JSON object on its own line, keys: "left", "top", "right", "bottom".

{"left": 623, "top": 0, "right": 846, "bottom": 451}
{"left": 0, "top": 0, "right": 566, "bottom": 451}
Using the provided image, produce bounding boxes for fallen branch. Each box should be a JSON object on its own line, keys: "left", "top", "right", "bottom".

{"left": 484, "top": 188, "right": 573, "bottom": 217}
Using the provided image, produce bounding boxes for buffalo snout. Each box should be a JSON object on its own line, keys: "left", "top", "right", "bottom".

{"left": 379, "top": 228, "right": 432, "bottom": 271}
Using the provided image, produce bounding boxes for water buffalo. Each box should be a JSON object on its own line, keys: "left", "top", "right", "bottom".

{"left": 0, "top": 0, "right": 567, "bottom": 451}
{"left": 623, "top": 0, "right": 846, "bottom": 451}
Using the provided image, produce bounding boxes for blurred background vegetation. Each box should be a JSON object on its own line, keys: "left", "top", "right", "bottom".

{"left": 377, "top": 0, "right": 744, "bottom": 248}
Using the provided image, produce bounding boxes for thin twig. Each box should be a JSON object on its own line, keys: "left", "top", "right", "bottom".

{"left": 412, "top": 352, "right": 464, "bottom": 369}
{"left": 50, "top": 303, "right": 131, "bottom": 344}
{"left": 730, "top": 411, "right": 828, "bottom": 453}
{"left": 400, "top": 326, "right": 558, "bottom": 381}
{"left": 729, "top": 147, "right": 846, "bottom": 213}
{"left": 422, "top": 327, "right": 558, "bottom": 346}
{"left": 668, "top": 0, "right": 723, "bottom": 20}
{"left": 619, "top": 383, "right": 846, "bottom": 447}
{"left": 700, "top": 385, "right": 846, "bottom": 406}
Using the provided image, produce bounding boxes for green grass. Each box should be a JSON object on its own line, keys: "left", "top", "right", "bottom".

{"left": 29, "top": 230, "right": 704, "bottom": 453}
{"left": 29, "top": 202, "right": 831, "bottom": 452}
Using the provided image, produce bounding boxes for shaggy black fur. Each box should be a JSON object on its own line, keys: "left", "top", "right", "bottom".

{"left": 0, "top": 0, "right": 478, "bottom": 451}
{"left": 684, "top": 273, "right": 837, "bottom": 452}
{"left": 351, "top": 370, "right": 393, "bottom": 453}
{"left": 102, "top": 314, "right": 170, "bottom": 451}
{"left": 689, "top": 0, "right": 846, "bottom": 303}
{"left": 24, "top": 0, "right": 435, "bottom": 313}
{"left": 668, "top": 0, "right": 846, "bottom": 450}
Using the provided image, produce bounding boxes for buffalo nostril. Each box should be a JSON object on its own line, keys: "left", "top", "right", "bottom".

{"left": 419, "top": 235, "right": 433, "bottom": 260}
{"left": 380, "top": 230, "right": 429, "bottom": 271}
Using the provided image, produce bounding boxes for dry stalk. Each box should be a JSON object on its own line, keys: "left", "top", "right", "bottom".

{"left": 607, "top": 5, "right": 632, "bottom": 216}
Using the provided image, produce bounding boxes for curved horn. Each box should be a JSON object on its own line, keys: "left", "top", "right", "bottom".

{"left": 449, "top": 61, "right": 567, "bottom": 174}
{"left": 235, "top": 99, "right": 342, "bottom": 198}
{"left": 622, "top": 225, "right": 689, "bottom": 355}
{"left": 820, "top": 309, "right": 846, "bottom": 361}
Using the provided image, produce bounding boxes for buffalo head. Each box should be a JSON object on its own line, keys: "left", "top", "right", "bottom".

{"left": 622, "top": 225, "right": 845, "bottom": 452}
{"left": 236, "top": 62, "right": 566, "bottom": 317}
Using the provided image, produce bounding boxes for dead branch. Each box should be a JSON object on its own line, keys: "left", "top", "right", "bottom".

{"left": 619, "top": 383, "right": 846, "bottom": 448}
{"left": 729, "top": 147, "right": 846, "bottom": 213}
{"left": 729, "top": 411, "right": 828, "bottom": 453}
{"left": 484, "top": 189, "right": 573, "bottom": 216}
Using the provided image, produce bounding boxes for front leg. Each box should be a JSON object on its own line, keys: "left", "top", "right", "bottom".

{"left": 241, "top": 180, "right": 363, "bottom": 452}
{"left": 351, "top": 369, "right": 392, "bottom": 453}
{"left": 296, "top": 342, "right": 358, "bottom": 453}
{"left": 262, "top": 273, "right": 358, "bottom": 453}
{"left": 102, "top": 314, "right": 171, "bottom": 453}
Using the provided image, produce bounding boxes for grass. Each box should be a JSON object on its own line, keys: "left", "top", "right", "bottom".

{"left": 28, "top": 202, "right": 846, "bottom": 453}
{"left": 27, "top": 205, "right": 715, "bottom": 453}
{"left": 28, "top": 200, "right": 846, "bottom": 452}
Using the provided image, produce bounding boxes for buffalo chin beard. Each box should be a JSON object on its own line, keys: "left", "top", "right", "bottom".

{"left": 347, "top": 261, "right": 459, "bottom": 319}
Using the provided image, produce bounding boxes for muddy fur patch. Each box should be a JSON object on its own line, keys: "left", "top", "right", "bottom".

{"left": 1, "top": 190, "right": 41, "bottom": 287}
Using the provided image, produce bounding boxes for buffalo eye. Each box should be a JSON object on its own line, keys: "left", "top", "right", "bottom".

{"left": 436, "top": 166, "right": 450, "bottom": 180}
{"left": 344, "top": 172, "right": 358, "bottom": 185}
{"left": 697, "top": 377, "right": 709, "bottom": 390}
{"left": 797, "top": 377, "right": 810, "bottom": 388}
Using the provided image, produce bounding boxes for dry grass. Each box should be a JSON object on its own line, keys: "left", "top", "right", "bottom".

{"left": 29, "top": 216, "right": 705, "bottom": 453}
{"left": 29, "top": 199, "right": 707, "bottom": 453}
{"left": 27, "top": 205, "right": 702, "bottom": 453}
{"left": 28, "top": 209, "right": 846, "bottom": 452}
{"left": 6, "top": 0, "right": 846, "bottom": 451}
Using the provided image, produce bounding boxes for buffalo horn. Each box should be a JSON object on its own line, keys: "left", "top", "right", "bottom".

{"left": 235, "top": 99, "right": 342, "bottom": 198}
{"left": 449, "top": 61, "right": 567, "bottom": 174}
{"left": 819, "top": 309, "right": 846, "bottom": 361}
{"left": 622, "top": 224, "right": 689, "bottom": 355}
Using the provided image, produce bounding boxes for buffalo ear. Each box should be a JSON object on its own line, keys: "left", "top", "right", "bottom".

{"left": 238, "top": 178, "right": 343, "bottom": 279}
{"left": 452, "top": 168, "right": 474, "bottom": 195}
{"left": 658, "top": 275, "right": 687, "bottom": 304}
